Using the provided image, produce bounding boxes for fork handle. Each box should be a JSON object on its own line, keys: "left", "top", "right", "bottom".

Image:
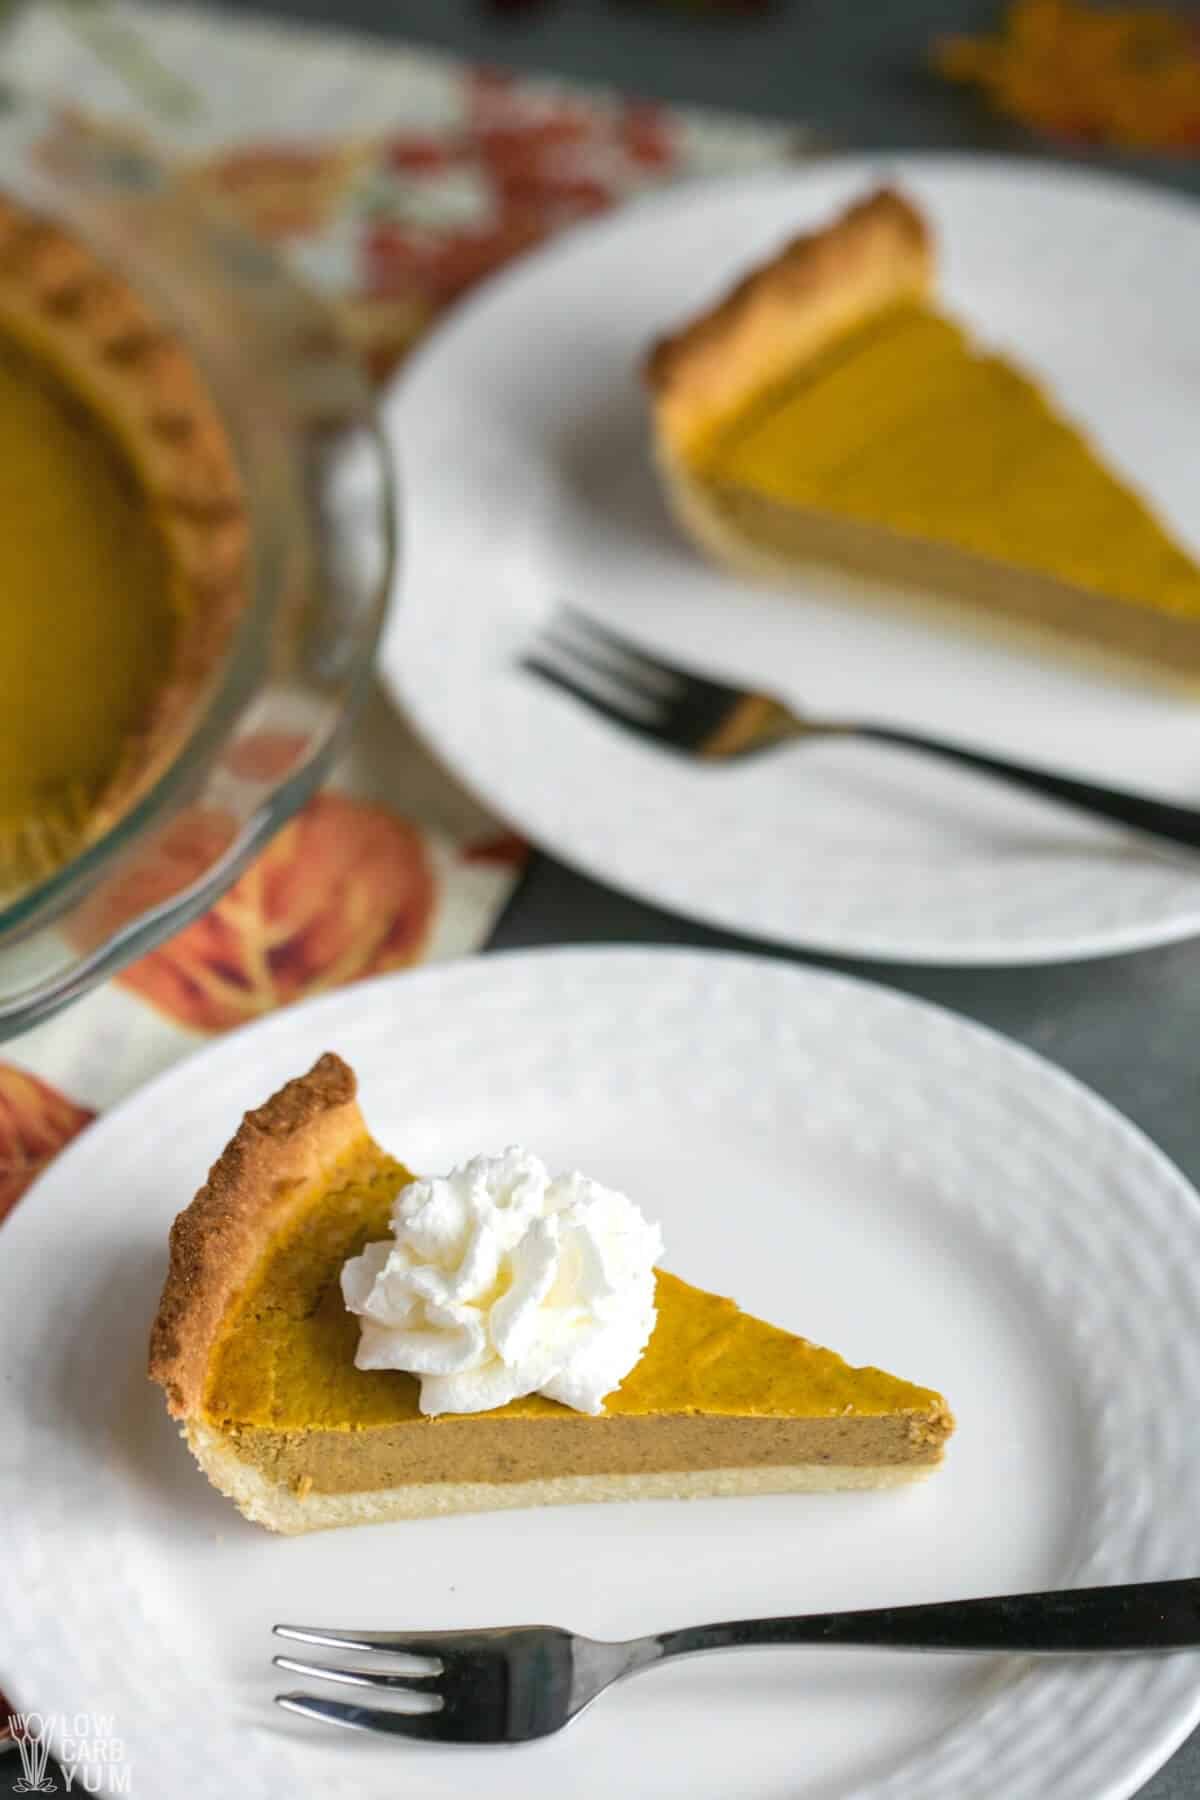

{"left": 653, "top": 1579, "right": 1200, "bottom": 1659}
{"left": 849, "top": 724, "right": 1200, "bottom": 850}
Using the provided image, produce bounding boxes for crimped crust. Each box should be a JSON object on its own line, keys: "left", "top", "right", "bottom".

{"left": 148, "top": 1053, "right": 370, "bottom": 1419}
{"left": 645, "top": 187, "right": 933, "bottom": 460}
{"left": 0, "top": 193, "right": 247, "bottom": 844}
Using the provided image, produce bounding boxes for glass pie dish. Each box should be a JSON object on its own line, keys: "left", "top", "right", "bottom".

{"left": 0, "top": 99, "right": 393, "bottom": 1038}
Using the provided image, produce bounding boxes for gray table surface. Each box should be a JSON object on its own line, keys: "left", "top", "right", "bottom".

{"left": 8, "top": 2, "right": 1200, "bottom": 1796}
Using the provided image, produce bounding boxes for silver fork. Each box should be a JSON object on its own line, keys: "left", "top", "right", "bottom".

{"left": 274, "top": 1577, "right": 1200, "bottom": 1745}
{"left": 521, "top": 608, "right": 1200, "bottom": 852}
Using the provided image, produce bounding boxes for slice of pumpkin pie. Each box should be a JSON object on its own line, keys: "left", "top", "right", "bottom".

{"left": 148, "top": 1053, "right": 953, "bottom": 1534}
{"left": 646, "top": 186, "right": 1200, "bottom": 683}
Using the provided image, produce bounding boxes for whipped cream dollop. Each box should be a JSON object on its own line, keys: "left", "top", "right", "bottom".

{"left": 340, "top": 1148, "right": 663, "bottom": 1417}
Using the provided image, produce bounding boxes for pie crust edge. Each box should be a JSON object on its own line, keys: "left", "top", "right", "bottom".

{"left": 147, "top": 1052, "right": 367, "bottom": 1420}
{"left": 644, "top": 185, "right": 933, "bottom": 462}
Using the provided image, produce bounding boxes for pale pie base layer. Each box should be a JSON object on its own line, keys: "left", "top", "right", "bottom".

{"left": 186, "top": 1422, "right": 936, "bottom": 1536}
{"left": 661, "top": 454, "right": 1200, "bottom": 690}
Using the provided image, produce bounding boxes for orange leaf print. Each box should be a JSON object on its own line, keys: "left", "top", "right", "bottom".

{"left": 186, "top": 141, "right": 367, "bottom": 240}
{"left": 461, "top": 830, "right": 529, "bottom": 867}
{"left": 69, "top": 806, "right": 238, "bottom": 956}
{"left": 0, "top": 1067, "right": 95, "bottom": 1225}
{"left": 118, "top": 792, "right": 437, "bottom": 1033}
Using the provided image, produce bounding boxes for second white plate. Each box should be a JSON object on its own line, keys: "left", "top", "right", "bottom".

{"left": 381, "top": 154, "right": 1200, "bottom": 963}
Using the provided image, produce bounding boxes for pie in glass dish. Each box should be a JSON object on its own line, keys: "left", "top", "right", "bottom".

{"left": 0, "top": 192, "right": 244, "bottom": 894}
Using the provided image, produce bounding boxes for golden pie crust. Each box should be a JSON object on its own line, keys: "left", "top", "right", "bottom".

{"left": 645, "top": 188, "right": 932, "bottom": 462}
{"left": 148, "top": 1053, "right": 365, "bottom": 1419}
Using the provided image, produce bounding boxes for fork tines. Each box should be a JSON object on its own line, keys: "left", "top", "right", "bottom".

{"left": 274, "top": 1624, "right": 447, "bottom": 1735}
{"left": 521, "top": 606, "right": 743, "bottom": 753}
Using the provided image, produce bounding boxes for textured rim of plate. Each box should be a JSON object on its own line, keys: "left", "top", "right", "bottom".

{"left": 3, "top": 946, "right": 1200, "bottom": 1799}
{"left": 380, "top": 152, "right": 1200, "bottom": 967}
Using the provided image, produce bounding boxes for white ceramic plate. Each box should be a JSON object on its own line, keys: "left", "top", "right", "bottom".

{"left": 4, "top": 947, "right": 1200, "bottom": 1798}
{"left": 380, "top": 155, "right": 1200, "bottom": 963}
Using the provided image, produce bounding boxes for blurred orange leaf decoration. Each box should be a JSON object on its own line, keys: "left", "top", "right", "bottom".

{"left": 188, "top": 141, "right": 369, "bottom": 237}
{"left": 118, "top": 792, "right": 437, "bottom": 1033}
{"left": 0, "top": 1067, "right": 95, "bottom": 1223}
{"left": 936, "top": 0, "right": 1200, "bottom": 152}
